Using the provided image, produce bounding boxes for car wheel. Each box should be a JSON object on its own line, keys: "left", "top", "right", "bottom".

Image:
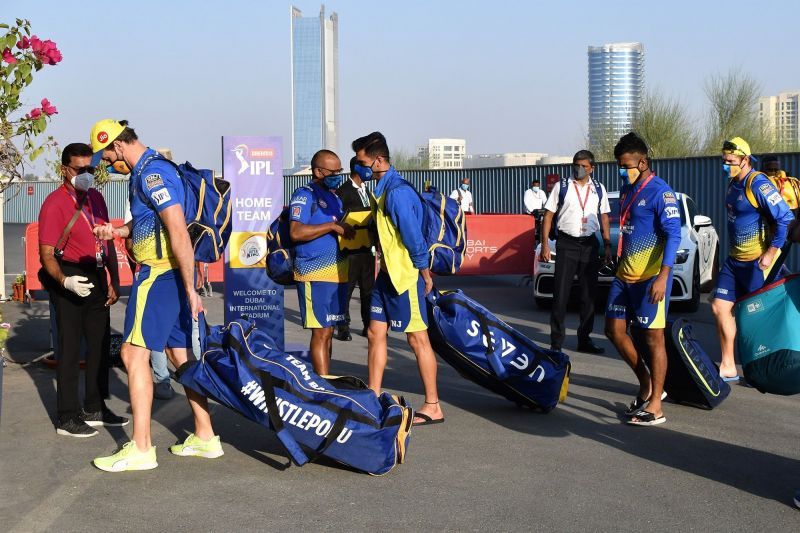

{"left": 700, "top": 244, "right": 719, "bottom": 293}
{"left": 535, "top": 297, "right": 552, "bottom": 310}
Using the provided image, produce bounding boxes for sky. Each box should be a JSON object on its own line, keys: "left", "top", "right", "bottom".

{"left": 5, "top": 0, "right": 800, "bottom": 173}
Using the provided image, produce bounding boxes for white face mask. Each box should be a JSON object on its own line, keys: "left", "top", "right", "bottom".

{"left": 72, "top": 172, "right": 93, "bottom": 192}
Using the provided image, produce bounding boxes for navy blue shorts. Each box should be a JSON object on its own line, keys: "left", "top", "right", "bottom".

{"left": 124, "top": 266, "right": 192, "bottom": 351}
{"left": 296, "top": 281, "right": 347, "bottom": 329}
{"left": 370, "top": 271, "right": 428, "bottom": 333}
{"left": 713, "top": 255, "right": 777, "bottom": 302}
{"left": 605, "top": 273, "right": 674, "bottom": 330}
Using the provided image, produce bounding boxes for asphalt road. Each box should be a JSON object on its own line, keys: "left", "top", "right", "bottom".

{"left": 1, "top": 274, "right": 799, "bottom": 532}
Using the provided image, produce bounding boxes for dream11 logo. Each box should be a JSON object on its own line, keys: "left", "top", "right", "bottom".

{"left": 231, "top": 144, "right": 276, "bottom": 176}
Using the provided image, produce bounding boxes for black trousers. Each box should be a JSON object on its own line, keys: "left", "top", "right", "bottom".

{"left": 550, "top": 235, "right": 600, "bottom": 349}
{"left": 50, "top": 262, "right": 110, "bottom": 422}
{"left": 344, "top": 253, "right": 375, "bottom": 329}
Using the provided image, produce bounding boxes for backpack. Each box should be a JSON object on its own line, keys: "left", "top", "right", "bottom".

{"left": 742, "top": 170, "right": 800, "bottom": 215}
{"left": 134, "top": 153, "right": 232, "bottom": 263}
{"left": 420, "top": 189, "right": 467, "bottom": 275}
{"left": 265, "top": 185, "right": 318, "bottom": 285}
{"left": 549, "top": 173, "right": 604, "bottom": 240}
{"left": 176, "top": 317, "right": 413, "bottom": 475}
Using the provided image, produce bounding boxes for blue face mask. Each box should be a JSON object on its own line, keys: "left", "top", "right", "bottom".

{"left": 353, "top": 158, "right": 377, "bottom": 182}
{"left": 461, "top": 184, "right": 469, "bottom": 191}
{"left": 323, "top": 174, "right": 345, "bottom": 189}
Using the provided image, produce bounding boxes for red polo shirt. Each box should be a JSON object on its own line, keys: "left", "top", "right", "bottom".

{"left": 38, "top": 185, "right": 110, "bottom": 265}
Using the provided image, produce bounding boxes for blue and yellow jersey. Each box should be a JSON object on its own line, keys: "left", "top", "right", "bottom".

{"left": 128, "top": 148, "right": 185, "bottom": 270}
{"left": 371, "top": 167, "right": 429, "bottom": 293}
{"left": 289, "top": 182, "right": 348, "bottom": 283}
{"left": 726, "top": 171, "right": 794, "bottom": 261}
{"left": 616, "top": 175, "right": 682, "bottom": 283}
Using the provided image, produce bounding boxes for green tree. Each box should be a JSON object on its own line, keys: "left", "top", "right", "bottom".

{"left": 0, "top": 19, "right": 63, "bottom": 192}
{"left": 633, "top": 90, "right": 698, "bottom": 159}
{"left": 391, "top": 148, "right": 428, "bottom": 170}
{"left": 702, "top": 69, "right": 774, "bottom": 155}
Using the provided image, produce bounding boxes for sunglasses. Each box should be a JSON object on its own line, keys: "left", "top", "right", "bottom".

{"left": 722, "top": 140, "right": 745, "bottom": 155}
{"left": 66, "top": 165, "right": 96, "bottom": 175}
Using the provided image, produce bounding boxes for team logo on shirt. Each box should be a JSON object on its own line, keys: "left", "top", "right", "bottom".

{"left": 759, "top": 183, "right": 773, "bottom": 195}
{"left": 637, "top": 199, "right": 647, "bottom": 207}
{"left": 662, "top": 192, "right": 677, "bottom": 204}
{"left": 291, "top": 206, "right": 302, "bottom": 219}
{"left": 665, "top": 206, "right": 680, "bottom": 219}
{"left": 291, "top": 196, "right": 307, "bottom": 206}
{"left": 152, "top": 189, "right": 171, "bottom": 206}
{"left": 145, "top": 173, "right": 164, "bottom": 190}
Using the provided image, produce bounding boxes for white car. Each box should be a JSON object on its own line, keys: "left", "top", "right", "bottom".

{"left": 532, "top": 191, "right": 719, "bottom": 312}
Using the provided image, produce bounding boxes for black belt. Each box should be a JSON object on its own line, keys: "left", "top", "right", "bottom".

{"left": 559, "top": 233, "right": 596, "bottom": 243}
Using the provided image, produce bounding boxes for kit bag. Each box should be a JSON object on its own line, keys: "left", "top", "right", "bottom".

{"left": 176, "top": 317, "right": 413, "bottom": 475}
{"left": 655, "top": 319, "right": 730, "bottom": 409}
{"left": 735, "top": 273, "right": 800, "bottom": 395}
{"left": 426, "top": 289, "right": 570, "bottom": 412}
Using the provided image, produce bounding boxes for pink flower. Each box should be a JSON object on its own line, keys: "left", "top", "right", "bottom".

{"left": 16, "top": 36, "right": 30, "bottom": 50}
{"left": 30, "top": 36, "right": 61, "bottom": 65}
{"left": 27, "top": 108, "right": 42, "bottom": 120}
{"left": 0, "top": 323, "right": 10, "bottom": 330}
{"left": 2, "top": 47, "right": 17, "bottom": 65}
{"left": 41, "top": 98, "right": 57, "bottom": 115}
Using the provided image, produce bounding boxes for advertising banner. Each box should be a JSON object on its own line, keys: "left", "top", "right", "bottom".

{"left": 222, "top": 136, "right": 284, "bottom": 349}
{"left": 459, "top": 215, "right": 535, "bottom": 276}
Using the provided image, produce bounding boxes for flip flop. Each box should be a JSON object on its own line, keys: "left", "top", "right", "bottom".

{"left": 624, "top": 391, "right": 668, "bottom": 417}
{"left": 627, "top": 409, "right": 666, "bottom": 427}
{"left": 720, "top": 374, "right": 740, "bottom": 383}
{"left": 412, "top": 412, "right": 445, "bottom": 427}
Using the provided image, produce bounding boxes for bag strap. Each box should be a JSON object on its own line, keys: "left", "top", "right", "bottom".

{"left": 55, "top": 194, "right": 89, "bottom": 253}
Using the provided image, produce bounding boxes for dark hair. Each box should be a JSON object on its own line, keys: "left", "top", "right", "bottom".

{"left": 112, "top": 119, "right": 138, "bottom": 145}
{"left": 762, "top": 155, "right": 779, "bottom": 165}
{"left": 310, "top": 149, "right": 338, "bottom": 170}
{"left": 573, "top": 149, "right": 595, "bottom": 166}
{"left": 613, "top": 132, "right": 649, "bottom": 160}
{"left": 349, "top": 156, "right": 358, "bottom": 174}
{"left": 61, "top": 142, "right": 93, "bottom": 165}
{"left": 351, "top": 131, "right": 390, "bottom": 160}
{"left": 532, "top": 179, "right": 540, "bottom": 185}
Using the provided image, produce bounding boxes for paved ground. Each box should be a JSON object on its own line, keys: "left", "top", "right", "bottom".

{"left": 1, "top": 271, "right": 799, "bottom": 532}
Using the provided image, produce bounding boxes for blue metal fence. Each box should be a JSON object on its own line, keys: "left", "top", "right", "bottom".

{"left": 7, "top": 152, "right": 800, "bottom": 268}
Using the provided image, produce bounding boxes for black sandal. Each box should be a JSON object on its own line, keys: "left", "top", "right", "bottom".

{"left": 626, "top": 409, "right": 666, "bottom": 426}
{"left": 413, "top": 401, "right": 444, "bottom": 426}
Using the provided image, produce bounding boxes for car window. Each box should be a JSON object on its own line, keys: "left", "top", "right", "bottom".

{"left": 686, "top": 197, "right": 699, "bottom": 225}
{"left": 608, "top": 197, "right": 620, "bottom": 223}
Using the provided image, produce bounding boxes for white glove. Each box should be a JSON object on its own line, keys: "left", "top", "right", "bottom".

{"left": 63, "top": 275, "right": 94, "bottom": 297}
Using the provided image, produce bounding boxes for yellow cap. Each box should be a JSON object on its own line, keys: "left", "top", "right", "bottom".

{"left": 90, "top": 119, "right": 126, "bottom": 153}
{"left": 722, "top": 137, "right": 752, "bottom": 157}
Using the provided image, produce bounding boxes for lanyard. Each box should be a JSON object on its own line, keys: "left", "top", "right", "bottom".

{"left": 356, "top": 183, "right": 370, "bottom": 208}
{"left": 617, "top": 174, "right": 655, "bottom": 257}
{"left": 572, "top": 181, "right": 592, "bottom": 215}
{"left": 63, "top": 186, "right": 107, "bottom": 260}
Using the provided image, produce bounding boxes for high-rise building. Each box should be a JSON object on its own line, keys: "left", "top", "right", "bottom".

{"left": 417, "top": 139, "right": 466, "bottom": 169}
{"left": 759, "top": 91, "right": 800, "bottom": 149}
{"left": 290, "top": 5, "right": 338, "bottom": 170}
{"left": 588, "top": 42, "right": 644, "bottom": 147}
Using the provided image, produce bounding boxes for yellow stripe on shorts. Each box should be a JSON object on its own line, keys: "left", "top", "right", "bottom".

{"left": 404, "top": 281, "right": 427, "bottom": 333}
{"left": 303, "top": 282, "right": 322, "bottom": 329}
{"left": 125, "top": 270, "right": 160, "bottom": 347}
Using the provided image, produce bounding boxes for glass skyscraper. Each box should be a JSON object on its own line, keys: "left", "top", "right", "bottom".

{"left": 290, "top": 5, "right": 339, "bottom": 170}
{"left": 588, "top": 42, "right": 644, "bottom": 148}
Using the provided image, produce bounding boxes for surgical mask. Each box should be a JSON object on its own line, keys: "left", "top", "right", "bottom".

{"left": 722, "top": 163, "right": 742, "bottom": 179}
{"left": 460, "top": 184, "right": 469, "bottom": 191}
{"left": 532, "top": 186, "right": 540, "bottom": 193}
{"left": 572, "top": 165, "right": 588, "bottom": 180}
{"left": 323, "top": 174, "right": 345, "bottom": 190}
{"left": 619, "top": 164, "right": 642, "bottom": 185}
{"left": 353, "top": 159, "right": 377, "bottom": 182}
{"left": 72, "top": 172, "right": 93, "bottom": 192}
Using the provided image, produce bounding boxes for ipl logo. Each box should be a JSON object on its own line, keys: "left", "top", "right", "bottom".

{"left": 231, "top": 144, "right": 276, "bottom": 176}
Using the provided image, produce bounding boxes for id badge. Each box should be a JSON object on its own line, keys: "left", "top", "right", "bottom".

{"left": 96, "top": 251, "right": 104, "bottom": 269}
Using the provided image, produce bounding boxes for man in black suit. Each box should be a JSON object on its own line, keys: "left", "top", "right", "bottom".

{"left": 334, "top": 157, "right": 376, "bottom": 340}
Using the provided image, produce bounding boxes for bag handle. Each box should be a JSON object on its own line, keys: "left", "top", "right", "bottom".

{"left": 55, "top": 194, "right": 89, "bottom": 254}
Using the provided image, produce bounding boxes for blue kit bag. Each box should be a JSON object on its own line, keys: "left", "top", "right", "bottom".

{"left": 265, "top": 206, "right": 297, "bottom": 286}
{"left": 426, "top": 289, "right": 570, "bottom": 412}
{"left": 735, "top": 273, "right": 800, "bottom": 395}
{"left": 654, "top": 319, "right": 730, "bottom": 409}
{"left": 419, "top": 189, "right": 467, "bottom": 275}
{"left": 176, "top": 318, "right": 413, "bottom": 475}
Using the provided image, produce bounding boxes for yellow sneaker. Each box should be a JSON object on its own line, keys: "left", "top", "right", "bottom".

{"left": 93, "top": 441, "right": 158, "bottom": 472}
{"left": 169, "top": 433, "right": 224, "bottom": 458}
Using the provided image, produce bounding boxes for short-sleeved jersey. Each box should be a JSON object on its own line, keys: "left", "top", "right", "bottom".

{"left": 616, "top": 175, "right": 682, "bottom": 283}
{"left": 725, "top": 171, "right": 794, "bottom": 261}
{"left": 289, "top": 182, "right": 348, "bottom": 283}
{"left": 128, "top": 148, "right": 185, "bottom": 269}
